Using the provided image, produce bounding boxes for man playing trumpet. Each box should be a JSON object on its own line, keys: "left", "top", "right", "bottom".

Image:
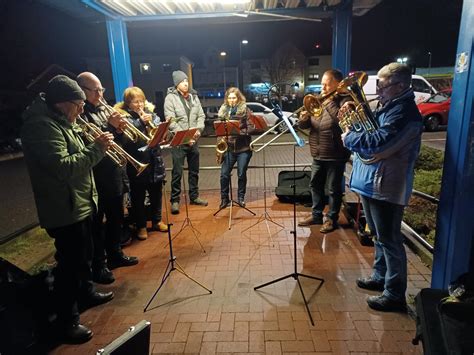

{"left": 298, "top": 69, "right": 351, "bottom": 233}
{"left": 77, "top": 72, "right": 138, "bottom": 285}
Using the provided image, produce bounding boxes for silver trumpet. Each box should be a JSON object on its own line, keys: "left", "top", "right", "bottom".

{"left": 76, "top": 116, "right": 149, "bottom": 176}
{"left": 99, "top": 97, "right": 151, "bottom": 144}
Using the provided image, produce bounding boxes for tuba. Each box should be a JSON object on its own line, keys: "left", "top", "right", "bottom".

{"left": 337, "top": 71, "right": 380, "bottom": 164}
{"left": 76, "top": 116, "right": 149, "bottom": 176}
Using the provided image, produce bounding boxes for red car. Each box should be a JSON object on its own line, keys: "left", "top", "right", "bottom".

{"left": 417, "top": 89, "right": 452, "bottom": 131}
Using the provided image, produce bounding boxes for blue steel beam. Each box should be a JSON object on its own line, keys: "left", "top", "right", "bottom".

{"left": 106, "top": 19, "right": 133, "bottom": 103}
{"left": 332, "top": 0, "right": 352, "bottom": 75}
{"left": 432, "top": 0, "right": 474, "bottom": 288}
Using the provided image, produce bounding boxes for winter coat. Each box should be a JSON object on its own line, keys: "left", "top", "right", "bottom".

{"left": 298, "top": 93, "right": 351, "bottom": 161}
{"left": 81, "top": 101, "right": 127, "bottom": 198}
{"left": 217, "top": 102, "right": 257, "bottom": 153}
{"left": 21, "top": 94, "right": 104, "bottom": 229}
{"left": 114, "top": 101, "right": 166, "bottom": 184}
{"left": 343, "top": 88, "right": 423, "bottom": 206}
{"left": 164, "top": 87, "right": 205, "bottom": 135}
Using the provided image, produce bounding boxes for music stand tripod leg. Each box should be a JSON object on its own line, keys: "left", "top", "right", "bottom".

{"left": 144, "top": 181, "right": 211, "bottom": 312}
{"left": 167, "top": 174, "right": 205, "bottom": 253}
{"left": 253, "top": 144, "right": 324, "bottom": 326}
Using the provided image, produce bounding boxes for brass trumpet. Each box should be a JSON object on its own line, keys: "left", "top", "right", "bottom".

{"left": 99, "top": 97, "right": 151, "bottom": 143}
{"left": 76, "top": 116, "right": 149, "bottom": 176}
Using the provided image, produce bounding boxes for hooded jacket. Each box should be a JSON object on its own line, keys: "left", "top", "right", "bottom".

{"left": 164, "top": 87, "right": 205, "bottom": 135}
{"left": 21, "top": 94, "right": 104, "bottom": 228}
{"left": 343, "top": 88, "right": 423, "bottom": 205}
{"left": 217, "top": 101, "right": 256, "bottom": 153}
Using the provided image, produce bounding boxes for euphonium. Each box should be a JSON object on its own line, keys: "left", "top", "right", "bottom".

{"left": 215, "top": 137, "right": 228, "bottom": 164}
{"left": 76, "top": 116, "right": 149, "bottom": 176}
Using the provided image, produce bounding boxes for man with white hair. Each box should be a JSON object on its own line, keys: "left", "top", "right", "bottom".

{"left": 342, "top": 63, "right": 423, "bottom": 312}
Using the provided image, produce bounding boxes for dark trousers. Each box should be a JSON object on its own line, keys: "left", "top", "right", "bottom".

{"left": 310, "top": 159, "right": 346, "bottom": 221}
{"left": 170, "top": 144, "right": 200, "bottom": 202}
{"left": 92, "top": 194, "right": 124, "bottom": 270}
{"left": 220, "top": 150, "right": 252, "bottom": 201}
{"left": 46, "top": 217, "right": 95, "bottom": 326}
{"left": 129, "top": 178, "right": 163, "bottom": 229}
{"left": 361, "top": 196, "right": 407, "bottom": 301}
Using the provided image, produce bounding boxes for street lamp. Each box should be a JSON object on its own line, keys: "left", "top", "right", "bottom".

{"left": 239, "top": 39, "right": 248, "bottom": 92}
{"left": 220, "top": 51, "right": 227, "bottom": 93}
{"left": 396, "top": 57, "right": 408, "bottom": 64}
{"left": 428, "top": 51, "right": 432, "bottom": 73}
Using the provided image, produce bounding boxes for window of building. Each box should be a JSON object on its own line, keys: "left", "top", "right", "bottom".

{"left": 162, "top": 64, "right": 172, "bottom": 72}
{"left": 308, "top": 58, "right": 320, "bottom": 66}
{"left": 308, "top": 73, "right": 320, "bottom": 80}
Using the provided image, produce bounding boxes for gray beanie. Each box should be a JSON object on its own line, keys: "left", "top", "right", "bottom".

{"left": 45, "top": 75, "right": 86, "bottom": 105}
{"left": 172, "top": 70, "right": 188, "bottom": 87}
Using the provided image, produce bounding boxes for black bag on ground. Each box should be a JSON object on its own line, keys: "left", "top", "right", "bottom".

{"left": 275, "top": 170, "right": 311, "bottom": 203}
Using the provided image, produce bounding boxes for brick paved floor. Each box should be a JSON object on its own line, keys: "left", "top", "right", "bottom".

{"left": 49, "top": 137, "right": 429, "bottom": 354}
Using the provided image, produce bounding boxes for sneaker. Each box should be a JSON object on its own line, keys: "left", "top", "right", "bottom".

{"left": 151, "top": 221, "right": 168, "bottom": 232}
{"left": 356, "top": 276, "right": 384, "bottom": 292}
{"left": 171, "top": 201, "right": 180, "bottom": 214}
{"left": 190, "top": 197, "right": 208, "bottom": 206}
{"left": 237, "top": 199, "right": 246, "bottom": 208}
{"left": 137, "top": 227, "right": 148, "bottom": 240}
{"left": 320, "top": 219, "right": 336, "bottom": 233}
{"left": 366, "top": 295, "right": 407, "bottom": 313}
{"left": 298, "top": 215, "right": 323, "bottom": 227}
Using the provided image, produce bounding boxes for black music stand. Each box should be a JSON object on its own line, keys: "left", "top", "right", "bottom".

{"left": 242, "top": 115, "right": 284, "bottom": 245}
{"left": 253, "top": 101, "right": 324, "bottom": 326}
{"left": 213, "top": 120, "right": 255, "bottom": 230}
{"left": 164, "top": 128, "right": 205, "bottom": 253}
{"left": 144, "top": 179, "right": 212, "bottom": 312}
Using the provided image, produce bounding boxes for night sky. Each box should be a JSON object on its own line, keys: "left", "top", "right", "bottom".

{"left": 0, "top": 0, "right": 463, "bottom": 92}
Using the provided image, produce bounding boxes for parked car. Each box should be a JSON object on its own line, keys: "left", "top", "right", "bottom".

{"left": 246, "top": 102, "right": 295, "bottom": 131}
{"left": 417, "top": 89, "right": 452, "bottom": 131}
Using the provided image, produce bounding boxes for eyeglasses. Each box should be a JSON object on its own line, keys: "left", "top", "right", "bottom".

{"left": 69, "top": 101, "right": 85, "bottom": 109}
{"left": 81, "top": 86, "right": 106, "bottom": 94}
{"left": 376, "top": 80, "right": 400, "bottom": 91}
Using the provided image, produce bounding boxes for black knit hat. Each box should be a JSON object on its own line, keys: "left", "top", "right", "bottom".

{"left": 45, "top": 75, "right": 86, "bottom": 105}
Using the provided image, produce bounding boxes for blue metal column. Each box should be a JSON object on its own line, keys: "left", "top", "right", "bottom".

{"left": 332, "top": 0, "right": 352, "bottom": 76}
{"left": 106, "top": 19, "right": 133, "bottom": 102}
{"left": 432, "top": 1, "right": 474, "bottom": 288}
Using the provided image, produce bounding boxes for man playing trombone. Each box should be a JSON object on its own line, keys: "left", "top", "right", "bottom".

{"left": 298, "top": 69, "right": 351, "bottom": 233}
{"left": 77, "top": 72, "right": 138, "bottom": 285}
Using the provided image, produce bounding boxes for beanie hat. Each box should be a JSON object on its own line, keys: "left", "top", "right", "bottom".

{"left": 45, "top": 75, "right": 86, "bottom": 105}
{"left": 172, "top": 70, "right": 188, "bottom": 87}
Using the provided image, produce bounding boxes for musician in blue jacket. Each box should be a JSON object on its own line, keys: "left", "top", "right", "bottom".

{"left": 342, "top": 63, "right": 423, "bottom": 313}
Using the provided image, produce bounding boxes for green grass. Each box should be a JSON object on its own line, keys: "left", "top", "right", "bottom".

{"left": 0, "top": 227, "right": 55, "bottom": 274}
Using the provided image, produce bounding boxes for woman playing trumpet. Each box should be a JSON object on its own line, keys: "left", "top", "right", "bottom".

{"left": 115, "top": 87, "right": 167, "bottom": 240}
{"left": 217, "top": 87, "right": 256, "bottom": 209}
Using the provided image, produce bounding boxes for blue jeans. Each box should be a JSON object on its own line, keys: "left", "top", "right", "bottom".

{"left": 310, "top": 159, "right": 346, "bottom": 221}
{"left": 220, "top": 150, "right": 252, "bottom": 201}
{"left": 171, "top": 144, "right": 200, "bottom": 202}
{"left": 361, "top": 196, "right": 407, "bottom": 301}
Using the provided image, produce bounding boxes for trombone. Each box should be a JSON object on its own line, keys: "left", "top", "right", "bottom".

{"left": 99, "top": 97, "right": 151, "bottom": 144}
{"left": 249, "top": 94, "right": 320, "bottom": 153}
{"left": 76, "top": 116, "right": 149, "bottom": 176}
